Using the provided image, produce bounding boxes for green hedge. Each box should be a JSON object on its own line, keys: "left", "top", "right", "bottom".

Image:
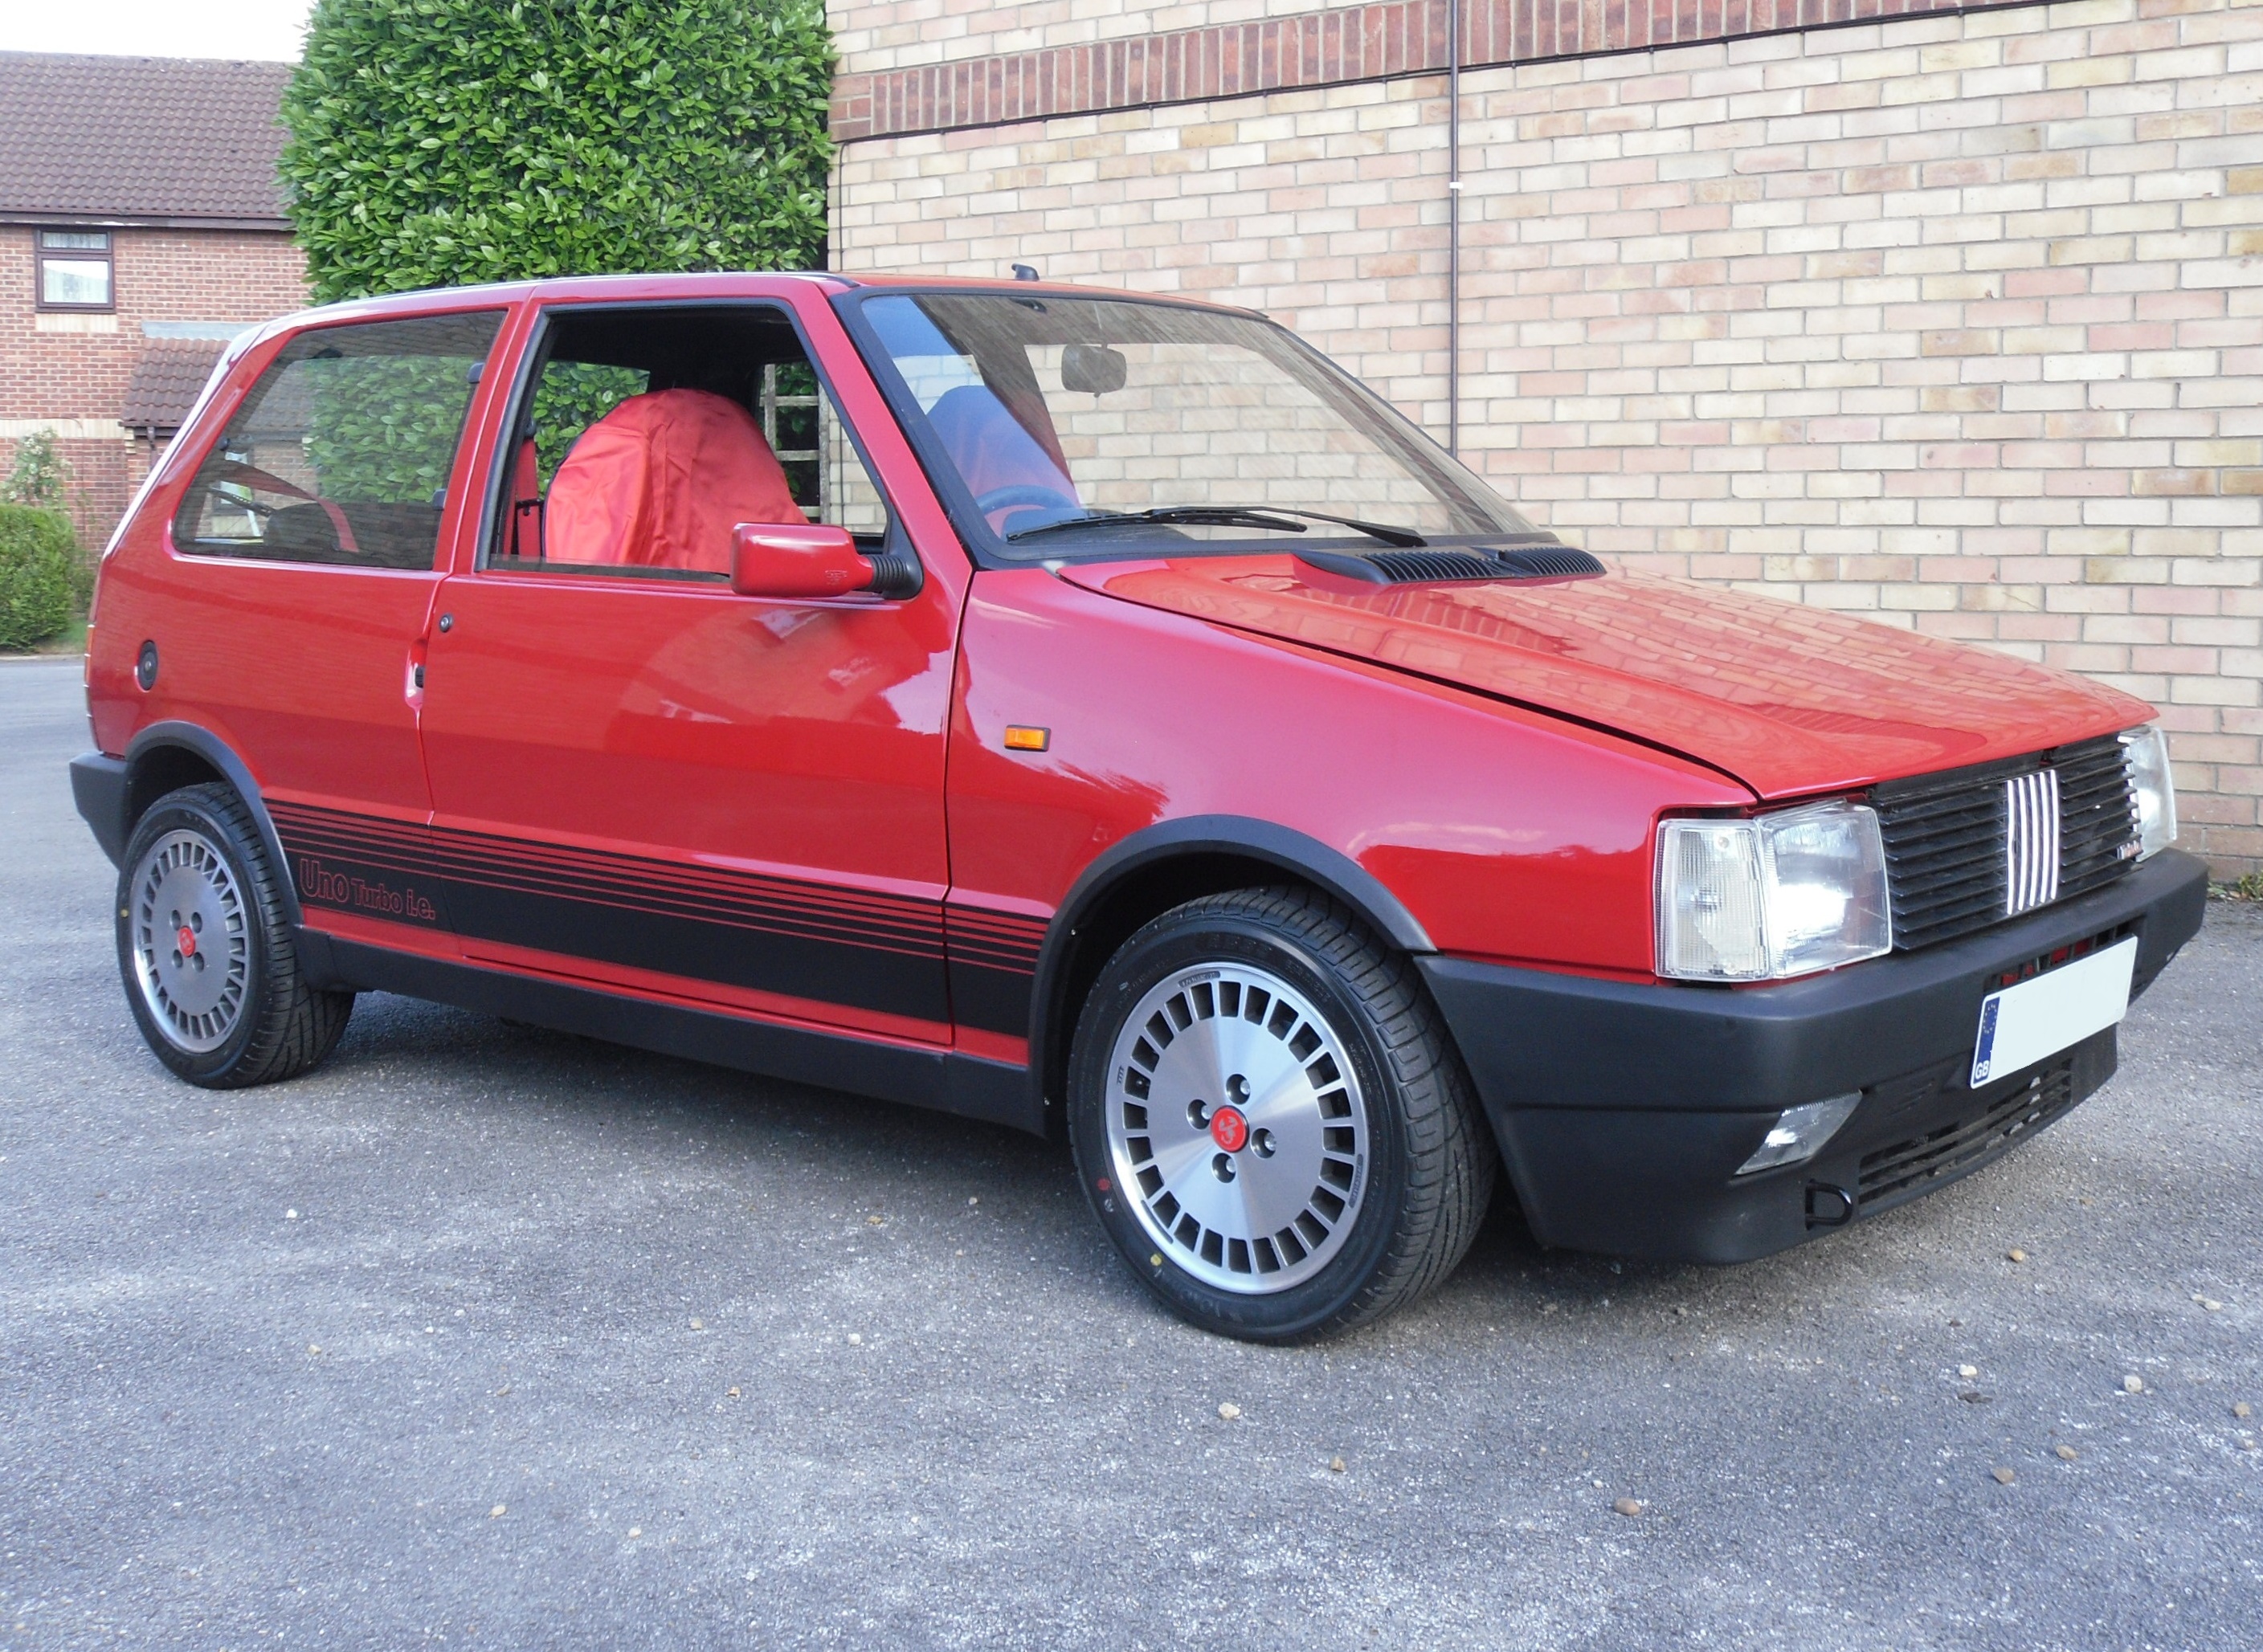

{"left": 0, "top": 506, "right": 77, "bottom": 651}
{"left": 279, "top": 0, "right": 834, "bottom": 305}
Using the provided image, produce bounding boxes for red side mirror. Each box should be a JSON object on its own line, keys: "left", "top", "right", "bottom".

{"left": 730, "top": 523, "right": 875, "bottom": 599}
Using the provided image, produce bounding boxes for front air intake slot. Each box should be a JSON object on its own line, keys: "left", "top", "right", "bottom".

{"left": 1298, "top": 544, "right": 1605, "bottom": 584}
{"left": 1366, "top": 551, "right": 1503, "bottom": 581}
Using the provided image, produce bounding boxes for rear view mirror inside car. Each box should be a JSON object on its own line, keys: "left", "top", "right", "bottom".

{"left": 1061, "top": 342, "right": 1127, "bottom": 394}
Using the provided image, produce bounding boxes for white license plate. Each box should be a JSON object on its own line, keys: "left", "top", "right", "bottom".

{"left": 1971, "top": 936, "right": 2138, "bottom": 1087}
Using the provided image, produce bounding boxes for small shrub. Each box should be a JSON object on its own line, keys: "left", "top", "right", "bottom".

{"left": 0, "top": 505, "right": 77, "bottom": 651}
{"left": 2, "top": 429, "right": 71, "bottom": 509}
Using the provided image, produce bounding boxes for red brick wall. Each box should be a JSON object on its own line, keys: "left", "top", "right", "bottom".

{"left": 831, "top": 0, "right": 2036, "bottom": 139}
{"left": 0, "top": 225, "right": 307, "bottom": 550}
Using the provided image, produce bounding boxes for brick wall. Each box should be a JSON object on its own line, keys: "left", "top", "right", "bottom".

{"left": 834, "top": 0, "right": 2263, "bottom": 875}
{"left": 830, "top": 0, "right": 1310, "bottom": 80}
{"left": 830, "top": 0, "right": 2035, "bottom": 139}
{"left": 0, "top": 226, "right": 307, "bottom": 549}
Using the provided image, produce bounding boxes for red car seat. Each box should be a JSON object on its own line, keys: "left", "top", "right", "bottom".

{"left": 544, "top": 388, "right": 804, "bottom": 574}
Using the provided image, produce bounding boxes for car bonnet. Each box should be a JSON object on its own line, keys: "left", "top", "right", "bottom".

{"left": 1054, "top": 555, "right": 2154, "bottom": 799}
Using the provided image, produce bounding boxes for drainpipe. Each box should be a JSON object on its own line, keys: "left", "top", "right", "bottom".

{"left": 1446, "top": 0, "right": 1463, "bottom": 458}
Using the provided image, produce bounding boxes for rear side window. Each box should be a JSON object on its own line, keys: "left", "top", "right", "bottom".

{"left": 174, "top": 311, "right": 505, "bottom": 571}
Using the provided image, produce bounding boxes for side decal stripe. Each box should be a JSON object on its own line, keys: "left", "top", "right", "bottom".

{"left": 268, "top": 799, "right": 1047, "bottom": 1036}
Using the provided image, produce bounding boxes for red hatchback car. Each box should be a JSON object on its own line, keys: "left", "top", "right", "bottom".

{"left": 73, "top": 273, "right": 2206, "bottom": 1340}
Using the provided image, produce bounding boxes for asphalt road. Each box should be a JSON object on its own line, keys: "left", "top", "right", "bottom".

{"left": 2, "top": 655, "right": 2257, "bottom": 1650}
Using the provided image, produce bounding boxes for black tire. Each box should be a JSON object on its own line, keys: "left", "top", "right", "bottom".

{"left": 1067, "top": 886, "right": 1494, "bottom": 1341}
{"left": 115, "top": 782, "right": 353, "bottom": 1087}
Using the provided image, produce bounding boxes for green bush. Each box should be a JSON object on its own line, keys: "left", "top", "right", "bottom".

{"left": 2, "top": 428, "right": 70, "bottom": 509}
{"left": 0, "top": 506, "right": 77, "bottom": 651}
{"left": 303, "top": 355, "right": 488, "bottom": 502}
{"left": 279, "top": 0, "right": 834, "bottom": 305}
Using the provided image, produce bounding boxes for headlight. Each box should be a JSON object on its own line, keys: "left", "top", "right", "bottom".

{"left": 2121, "top": 724, "right": 2176, "bottom": 860}
{"left": 1656, "top": 799, "right": 1893, "bottom": 981}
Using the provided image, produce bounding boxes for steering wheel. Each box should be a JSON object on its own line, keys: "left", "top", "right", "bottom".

{"left": 974, "top": 484, "right": 1080, "bottom": 519}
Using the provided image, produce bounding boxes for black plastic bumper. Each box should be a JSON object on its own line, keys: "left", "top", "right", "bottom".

{"left": 70, "top": 749, "right": 130, "bottom": 867}
{"left": 1419, "top": 847, "right": 2210, "bottom": 1262}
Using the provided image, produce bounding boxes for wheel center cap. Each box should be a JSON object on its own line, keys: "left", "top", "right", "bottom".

{"left": 177, "top": 925, "right": 198, "bottom": 958}
{"left": 1209, "top": 1105, "right": 1248, "bottom": 1153}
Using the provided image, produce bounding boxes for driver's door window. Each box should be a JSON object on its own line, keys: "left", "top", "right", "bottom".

{"left": 494, "top": 313, "right": 888, "bottom": 579}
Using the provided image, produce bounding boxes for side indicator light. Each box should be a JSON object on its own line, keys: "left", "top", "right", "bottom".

{"left": 1003, "top": 725, "right": 1050, "bottom": 752}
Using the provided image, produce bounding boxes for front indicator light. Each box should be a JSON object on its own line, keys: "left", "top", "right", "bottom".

{"left": 2121, "top": 723, "right": 2176, "bottom": 860}
{"left": 1736, "top": 1092, "right": 1862, "bottom": 1177}
{"left": 1656, "top": 799, "right": 1893, "bottom": 981}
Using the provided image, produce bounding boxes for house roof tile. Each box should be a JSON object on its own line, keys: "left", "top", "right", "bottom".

{"left": 0, "top": 51, "right": 292, "bottom": 226}
{"left": 119, "top": 337, "right": 229, "bottom": 430}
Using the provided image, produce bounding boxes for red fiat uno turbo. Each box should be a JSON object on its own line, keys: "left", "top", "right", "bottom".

{"left": 73, "top": 274, "right": 2206, "bottom": 1340}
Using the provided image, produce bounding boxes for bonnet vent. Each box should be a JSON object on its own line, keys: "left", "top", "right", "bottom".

{"left": 1298, "top": 544, "right": 1605, "bottom": 584}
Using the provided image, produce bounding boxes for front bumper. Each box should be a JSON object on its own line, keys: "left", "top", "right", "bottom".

{"left": 1419, "top": 847, "right": 2209, "bottom": 1262}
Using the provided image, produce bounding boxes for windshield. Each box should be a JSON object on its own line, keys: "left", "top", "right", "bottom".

{"left": 853, "top": 292, "right": 1539, "bottom": 557}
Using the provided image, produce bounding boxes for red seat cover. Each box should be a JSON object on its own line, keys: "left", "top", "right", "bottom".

{"left": 544, "top": 388, "right": 804, "bottom": 574}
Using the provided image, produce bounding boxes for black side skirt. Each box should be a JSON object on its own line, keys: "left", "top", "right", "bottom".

{"left": 299, "top": 929, "right": 1044, "bottom": 1137}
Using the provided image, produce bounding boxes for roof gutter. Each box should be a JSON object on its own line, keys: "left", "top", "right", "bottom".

{"left": 0, "top": 210, "right": 291, "bottom": 232}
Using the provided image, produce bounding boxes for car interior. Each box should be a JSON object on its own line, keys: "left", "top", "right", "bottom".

{"left": 492, "top": 304, "right": 876, "bottom": 580}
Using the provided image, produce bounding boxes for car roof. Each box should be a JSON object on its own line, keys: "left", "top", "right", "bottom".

{"left": 252, "top": 271, "right": 1255, "bottom": 344}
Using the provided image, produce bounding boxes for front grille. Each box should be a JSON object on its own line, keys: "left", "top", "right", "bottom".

{"left": 1857, "top": 1054, "right": 2078, "bottom": 1208}
{"left": 2004, "top": 768, "right": 2061, "bottom": 915}
{"left": 2055, "top": 734, "right": 2142, "bottom": 898}
{"left": 1873, "top": 734, "right": 2135, "bottom": 952}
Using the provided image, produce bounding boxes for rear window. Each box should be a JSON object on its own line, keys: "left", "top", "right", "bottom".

{"left": 174, "top": 311, "right": 505, "bottom": 571}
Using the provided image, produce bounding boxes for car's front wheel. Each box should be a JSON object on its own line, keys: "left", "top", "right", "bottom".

{"left": 116, "top": 782, "right": 353, "bottom": 1087}
{"left": 1068, "top": 887, "right": 1493, "bottom": 1340}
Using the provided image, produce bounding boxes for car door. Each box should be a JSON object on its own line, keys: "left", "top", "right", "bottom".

{"left": 415, "top": 296, "right": 960, "bottom": 1042}
{"left": 155, "top": 305, "right": 509, "bottom": 951}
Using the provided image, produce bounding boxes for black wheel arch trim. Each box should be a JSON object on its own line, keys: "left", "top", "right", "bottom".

{"left": 92, "top": 724, "right": 303, "bottom": 924}
{"left": 1023, "top": 814, "right": 1435, "bottom": 1116}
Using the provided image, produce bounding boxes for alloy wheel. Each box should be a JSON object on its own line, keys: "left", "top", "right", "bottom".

{"left": 1103, "top": 961, "right": 1370, "bottom": 1293}
{"left": 129, "top": 828, "right": 251, "bottom": 1054}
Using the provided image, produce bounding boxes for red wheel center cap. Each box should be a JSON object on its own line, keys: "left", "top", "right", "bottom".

{"left": 177, "top": 926, "right": 197, "bottom": 957}
{"left": 1209, "top": 1106, "right": 1249, "bottom": 1153}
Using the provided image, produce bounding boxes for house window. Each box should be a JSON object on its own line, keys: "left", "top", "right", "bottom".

{"left": 37, "top": 230, "right": 113, "bottom": 310}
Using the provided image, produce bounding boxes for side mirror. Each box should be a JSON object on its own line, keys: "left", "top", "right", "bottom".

{"left": 731, "top": 522, "right": 875, "bottom": 599}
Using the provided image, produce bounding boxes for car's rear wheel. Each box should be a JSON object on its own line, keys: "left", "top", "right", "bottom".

{"left": 116, "top": 783, "right": 353, "bottom": 1087}
{"left": 1068, "top": 887, "right": 1493, "bottom": 1340}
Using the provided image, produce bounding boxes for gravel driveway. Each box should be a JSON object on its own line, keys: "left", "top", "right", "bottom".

{"left": 2, "top": 654, "right": 2257, "bottom": 1650}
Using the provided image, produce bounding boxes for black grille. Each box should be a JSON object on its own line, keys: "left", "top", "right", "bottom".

{"left": 1857, "top": 1055, "right": 2078, "bottom": 1208}
{"left": 1365, "top": 550, "right": 1505, "bottom": 581}
{"left": 1490, "top": 546, "right": 1607, "bottom": 579}
{"left": 1301, "top": 544, "right": 1606, "bottom": 584}
{"left": 2056, "top": 735, "right": 2140, "bottom": 899}
{"left": 1872, "top": 734, "right": 2135, "bottom": 952}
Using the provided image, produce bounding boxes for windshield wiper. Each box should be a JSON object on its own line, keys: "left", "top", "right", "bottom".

{"left": 1006, "top": 504, "right": 1426, "bottom": 548}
